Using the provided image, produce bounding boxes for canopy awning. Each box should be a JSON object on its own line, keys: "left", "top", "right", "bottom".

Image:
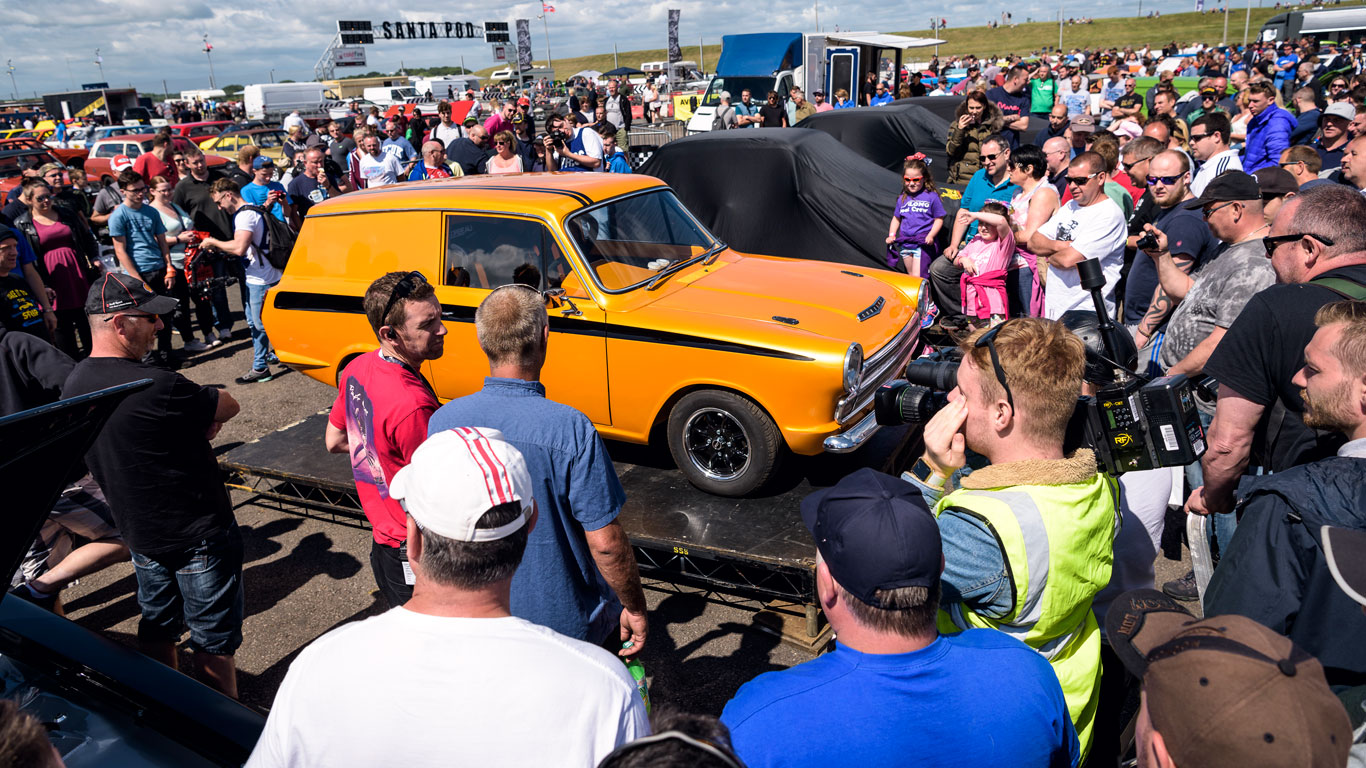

{"left": 823, "top": 32, "right": 945, "bottom": 50}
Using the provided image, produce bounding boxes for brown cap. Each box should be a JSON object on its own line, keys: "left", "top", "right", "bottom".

{"left": 1069, "top": 114, "right": 1097, "bottom": 133}
{"left": 1106, "top": 590, "right": 1351, "bottom": 768}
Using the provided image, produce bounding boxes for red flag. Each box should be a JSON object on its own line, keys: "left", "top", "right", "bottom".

{"left": 542, "top": 3, "right": 555, "bottom": 11}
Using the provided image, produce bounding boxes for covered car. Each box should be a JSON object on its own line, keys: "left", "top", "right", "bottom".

{"left": 639, "top": 128, "right": 957, "bottom": 271}
{"left": 795, "top": 102, "right": 952, "bottom": 182}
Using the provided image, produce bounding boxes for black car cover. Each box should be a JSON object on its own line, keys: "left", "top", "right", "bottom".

{"left": 795, "top": 102, "right": 952, "bottom": 182}
{"left": 639, "top": 128, "right": 958, "bottom": 270}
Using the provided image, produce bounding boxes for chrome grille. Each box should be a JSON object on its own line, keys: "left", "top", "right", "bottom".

{"left": 834, "top": 318, "right": 921, "bottom": 423}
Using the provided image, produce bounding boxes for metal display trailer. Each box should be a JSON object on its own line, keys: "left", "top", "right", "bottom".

{"left": 219, "top": 411, "right": 919, "bottom": 648}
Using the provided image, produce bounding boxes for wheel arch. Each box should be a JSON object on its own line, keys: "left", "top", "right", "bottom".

{"left": 647, "top": 382, "right": 781, "bottom": 447}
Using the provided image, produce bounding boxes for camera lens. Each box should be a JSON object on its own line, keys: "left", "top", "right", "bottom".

{"left": 905, "top": 359, "right": 958, "bottom": 392}
{"left": 874, "top": 382, "right": 949, "bottom": 425}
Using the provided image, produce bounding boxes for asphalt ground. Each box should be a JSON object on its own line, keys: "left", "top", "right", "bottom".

{"left": 57, "top": 291, "right": 1192, "bottom": 717}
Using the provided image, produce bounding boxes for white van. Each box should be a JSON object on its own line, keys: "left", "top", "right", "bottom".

{"left": 362, "top": 86, "right": 423, "bottom": 106}
{"left": 243, "top": 82, "right": 340, "bottom": 121}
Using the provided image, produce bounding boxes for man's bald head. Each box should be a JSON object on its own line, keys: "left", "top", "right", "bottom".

{"left": 1069, "top": 151, "right": 1106, "bottom": 176}
{"left": 421, "top": 140, "right": 444, "bottom": 156}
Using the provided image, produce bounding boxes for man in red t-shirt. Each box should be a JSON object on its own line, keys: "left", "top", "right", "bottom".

{"left": 324, "top": 271, "right": 447, "bottom": 607}
{"left": 132, "top": 133, "right": 179, "bottom": 188}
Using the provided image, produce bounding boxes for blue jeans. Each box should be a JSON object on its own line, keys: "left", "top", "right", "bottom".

{"left": 245, "top": 280, "right": 275, "bottom": 372}
{"left": 131, "top": 525, "right": 244, "bottom": 656}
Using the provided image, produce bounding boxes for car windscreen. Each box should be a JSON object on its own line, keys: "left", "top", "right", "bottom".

{"left": 254, "top": 132, "right": 285, "bottom": 148}
{"left": 566, "top": 189, "right": 718, "bottom": 293}
{"left": 700, "top": 76, "right": 774, "bottom": 108}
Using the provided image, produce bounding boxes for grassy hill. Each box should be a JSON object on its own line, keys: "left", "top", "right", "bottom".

{"left": 468, "top": 3, "right": 1363, "bottom": 82}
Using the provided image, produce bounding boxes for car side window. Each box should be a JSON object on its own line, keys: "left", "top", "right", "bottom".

{"left": 443, "top": 215, "right": 555, "bottom": 291}
{"left": 125, "top": 143, "right": 142, "bottom": 158}
{"left": 94, "top": 143, "right": 119, "bottom": 158}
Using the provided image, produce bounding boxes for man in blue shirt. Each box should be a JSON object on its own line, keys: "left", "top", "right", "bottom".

{"left": 239, "top": 156, "right": 291, "bottom": 224}
{"left": 986, "top": 64, "right": 1034, "bottom": 147}
{"left": 381, "top": 118, "right": 417, "bottom": 162}
{"left": 108, "top": 169, "right": 176, "bottom": 365}
{"left": 721, "top": 468, "right": 1080, "bottom": 768}
{"left": 929, "top": 134, "right": 1020, "bottom": 320}
{"left": 869, "top": 81, "right": 894, "bottom": 106}
{"left": 426, "top": 284, "right": 647, "bottom": 657}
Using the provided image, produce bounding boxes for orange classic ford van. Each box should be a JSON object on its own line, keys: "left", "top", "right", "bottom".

{"left": 263, "top": 173, "right": 926, "bottom": 496}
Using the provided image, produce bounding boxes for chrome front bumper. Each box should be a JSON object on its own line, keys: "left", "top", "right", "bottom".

{"left": 823, "top": 407, "right": 883, "bottom": 454}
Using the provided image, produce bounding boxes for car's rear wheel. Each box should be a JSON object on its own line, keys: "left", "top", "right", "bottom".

{"left": 667, "top": 390, "right": 781, "bottom": 497}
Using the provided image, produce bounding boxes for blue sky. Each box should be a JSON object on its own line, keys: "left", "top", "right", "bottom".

{"left": 0, "top": 0, "right": 1187, "bottom": 98}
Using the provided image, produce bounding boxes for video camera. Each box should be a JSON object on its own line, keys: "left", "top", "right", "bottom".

{"left": 874, "top": 259, "right": 1207, "bottom": 476}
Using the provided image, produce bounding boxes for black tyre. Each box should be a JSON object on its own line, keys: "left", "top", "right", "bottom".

{"left": 666, "top": 389, "right": 782, "bottom": 497}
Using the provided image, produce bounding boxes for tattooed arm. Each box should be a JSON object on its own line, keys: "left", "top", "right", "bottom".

{"left": 1134, "top": 227, "right": 1198, "bottom": 346}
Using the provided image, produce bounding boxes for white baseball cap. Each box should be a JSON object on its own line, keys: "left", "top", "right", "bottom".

{"left": 389, "top": 427, "right": 533, "bottom": 542}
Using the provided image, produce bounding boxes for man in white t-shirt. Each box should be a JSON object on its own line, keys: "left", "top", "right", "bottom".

{"left": 202, "top": 178, "right": 284, "bottom": 384}
{"left": 357, "top": 135, "right": 407, "bottom": 188}
{"left": 282, "top": 110, "right": 305, "bottom": 135}
{"left": 244, "top": 427, "right": 649, "bottom": 768}
{"left": 1028, "top": 151, "right": 1128, "bottom": 319}
{"left": 431, "top": 101, "right": 465, "bottom": 148}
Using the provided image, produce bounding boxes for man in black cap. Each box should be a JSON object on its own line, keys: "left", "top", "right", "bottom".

{"left": 61, "top": 273, "right": 244, "bottom": 699}
{"left": 721, "top": 468, "right": 1080, "bottom": 768}
{"left": 1105, "top": 589, "right": 1351, "bottom": 768}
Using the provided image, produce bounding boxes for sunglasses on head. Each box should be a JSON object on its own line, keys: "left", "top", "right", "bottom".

{"left": 381, "top": 271, "right": 428, "bottom": 330}
{"left": 973, "top": 322, "right": 1015, "bottom": 411}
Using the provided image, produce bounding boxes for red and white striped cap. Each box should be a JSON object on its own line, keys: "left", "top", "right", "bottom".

{"left": 389, "top": 427, "right": 533, "bottom": 542}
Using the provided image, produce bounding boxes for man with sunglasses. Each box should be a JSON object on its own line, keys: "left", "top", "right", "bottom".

{"left": 324, "top": 272, "right": 445, "bottom": 608}
{"left": 199, "top": 179, "right": 282, "bottom": 384}
{"left": 108, "top": 169, "right": 177, "bottom": 367}
{"left": 1029, "top": 151, "right": 1128, "bottom": 319}
{"left": 1128, "top": 151, "right": 1219, "bottom": 351}
{"left": 63, "top": 273, "right": 244, "bottom": 698}
{"left": 1189, "top": 113, "right": 1242, "bottom": 197}
{"left": 1191, "top": 185, "right": 1366, "bottom": 528}
{"left": 906, "top": 318, "right": 1117, "bottom": 758}
{"left": 934, "top": 135, "right": 1019, "bottom": 320}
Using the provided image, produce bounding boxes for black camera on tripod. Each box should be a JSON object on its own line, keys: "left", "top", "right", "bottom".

{"left": 874, "top": 259, "right": 1207, "bottom": 476}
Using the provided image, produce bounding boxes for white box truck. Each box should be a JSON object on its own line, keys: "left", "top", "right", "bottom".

{"left": 243, "top": 82, "right": 341, "bottom": 121}
{"left": 362, "top": 85, "right": 425, "bottom": 107}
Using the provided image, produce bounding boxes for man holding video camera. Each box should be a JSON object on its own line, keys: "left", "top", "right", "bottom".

{"left": 904, "top": 318, "right": 1119, "bottom": 760}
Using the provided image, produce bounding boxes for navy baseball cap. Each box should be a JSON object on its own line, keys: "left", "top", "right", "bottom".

{"left": 84, "top": 272, "right": 178, "bottom": 315}
{"left": 800, "top": 467, "right": 941, "bottom": 607}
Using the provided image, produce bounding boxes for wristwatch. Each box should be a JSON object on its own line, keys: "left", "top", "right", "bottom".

{"left": 909, "top": 457, "right": 948, "bottom": 489}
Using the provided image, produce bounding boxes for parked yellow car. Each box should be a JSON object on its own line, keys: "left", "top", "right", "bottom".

{"left": 263, "top": 173, "right": 926, "bottom": 495}
{"left": 199, "top": 128, "right": 288, "bottom": 163}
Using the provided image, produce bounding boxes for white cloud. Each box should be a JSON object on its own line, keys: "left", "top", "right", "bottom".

{"left": 1, "top": 0, "right": 1195, "bottom": 98}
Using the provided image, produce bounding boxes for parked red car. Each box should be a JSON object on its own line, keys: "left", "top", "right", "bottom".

{"left": 166, "top": 120, "right": 236, "bottom": 147}
{"left": 84, "top": 135, "right": 230, "bottom": 184}
{"left": 0, "top": 142, "right": 63, "bottom": 194}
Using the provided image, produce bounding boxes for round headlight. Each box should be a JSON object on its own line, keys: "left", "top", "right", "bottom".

{"left": 914, "top": 280, "right": 931, "bottom": 325}
{"left": 843, "top": 342, "right": 864, "bottom": 392}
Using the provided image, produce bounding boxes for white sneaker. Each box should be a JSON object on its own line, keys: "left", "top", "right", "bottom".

{"left": 183, "top": 340, "right": 209, "bottom": 353}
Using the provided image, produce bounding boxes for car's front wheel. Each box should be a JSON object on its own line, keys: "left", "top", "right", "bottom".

{"left": 667, "top": 390, "right": 781, "bottom": 497}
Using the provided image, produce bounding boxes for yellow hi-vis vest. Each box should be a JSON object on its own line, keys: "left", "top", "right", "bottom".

{"left": 934, "top": 471, "right": 1119, "bottom": 759}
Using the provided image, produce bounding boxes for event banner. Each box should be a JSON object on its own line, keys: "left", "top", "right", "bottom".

{"left": 668, "top": 10, "right": 681, "bottom": 63}
{"left": 516, "top": 19, "right": 533, "bottom": 69}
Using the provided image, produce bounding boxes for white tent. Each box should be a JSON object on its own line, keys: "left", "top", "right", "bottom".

{"left": 570, "top": 69, "right": 603, "bottom": 82}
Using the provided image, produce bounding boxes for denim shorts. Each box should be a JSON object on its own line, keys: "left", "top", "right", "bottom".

{"left": 131, "top": 525, "right": 244, "bottom": 656}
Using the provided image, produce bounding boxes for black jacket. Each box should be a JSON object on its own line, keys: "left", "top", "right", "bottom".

{"left": 13, "top": 206, "right": 99, "bottom": 280}
{"left": 1205, "top": 455, "right": 1366, "bottom": 688}
{"left": 0, "top": 326, "right": 73, "bottom": 418}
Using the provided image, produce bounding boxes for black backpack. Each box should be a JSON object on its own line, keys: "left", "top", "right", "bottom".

{"left": 237, "top": 204, "right": 296, "bottom": 271}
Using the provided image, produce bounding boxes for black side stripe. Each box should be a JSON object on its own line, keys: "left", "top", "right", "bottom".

{"left": 272, "top": 291, "right": 812, "bottom": 361}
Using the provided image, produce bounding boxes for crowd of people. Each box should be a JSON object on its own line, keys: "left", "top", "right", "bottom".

{"left": 4, "top": 28, "right": 1366, "bottom": 768}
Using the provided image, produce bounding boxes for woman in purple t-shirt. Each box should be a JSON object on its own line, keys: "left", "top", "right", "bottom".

{"left": 884, "top": 156, "right": 946, "bottom": 277}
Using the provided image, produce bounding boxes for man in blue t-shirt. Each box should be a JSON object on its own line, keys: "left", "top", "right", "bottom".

{"left": 1274, "top": 44, "right": 1299, "bottom": 90}
{"left": 986, "top": 64, "right": 1034, "bottom": 147}
{"left": 427, "top": 285, "right": 647, "bottom": 657}
{"left": 239, "top": 156, "right": 292, "bottom": 224}
{"left": 108, "top": 169, "right": 176, "bottom": 365}
{"left": 721, "top": 468, "right": 1080, "bottom": 768}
